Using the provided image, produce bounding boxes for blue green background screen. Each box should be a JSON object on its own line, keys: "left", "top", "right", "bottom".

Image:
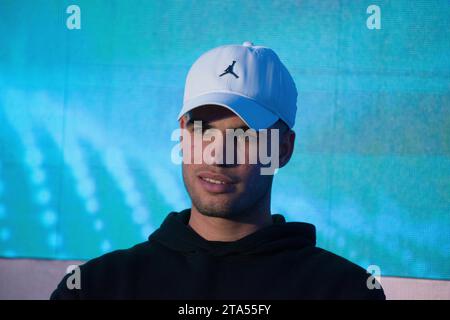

{"left": 0, "top": 0, "right": 449, "bottom": 280}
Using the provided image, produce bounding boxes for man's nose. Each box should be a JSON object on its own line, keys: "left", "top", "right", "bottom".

{"left": 203, "top": 133, "right": 237, "bottom": 167}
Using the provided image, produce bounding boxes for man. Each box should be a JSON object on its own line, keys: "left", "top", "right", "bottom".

{"left": 51, "top": 42, "right": 385, "bottom": 300}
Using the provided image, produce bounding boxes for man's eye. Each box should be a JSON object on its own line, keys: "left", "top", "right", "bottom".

{"left": 193, "top": 126, "right": 203, "bottom": 133}
{"left": 241, "top": 131, "right": 257, "bottom": 138}
{"left": 236, "top": 133, "right": 246, "bottom": 141}
{"left": 234, "top": 133, "right": 255, "bottom": 144}
{"left": 204, "top": 129, "right": 218, "bottom": 139}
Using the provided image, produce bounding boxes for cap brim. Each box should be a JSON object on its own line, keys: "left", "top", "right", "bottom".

{"left": 177, "top": 92, "right": 279, "bottom": 130}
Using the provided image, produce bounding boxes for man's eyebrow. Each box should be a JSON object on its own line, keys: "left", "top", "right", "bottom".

{"left": 185, "top": 118, "right": 211, "bottom": 127}
{"left": 229, "top": 125, "right": 250, "bottom": 131}
{"left": 186, "top": 119, "right": 250, "bottom": 131}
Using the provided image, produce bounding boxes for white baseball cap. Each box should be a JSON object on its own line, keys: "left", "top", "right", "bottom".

{"left": 177, "top": 41, "right": 298, "bottom": 130}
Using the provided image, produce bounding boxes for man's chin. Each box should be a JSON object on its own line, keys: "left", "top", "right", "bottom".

{"left": 193, "top": 201, "right": 238, "bottom": 218}
{"left": 196, "top": 206, "right": 233, "bottom": 218}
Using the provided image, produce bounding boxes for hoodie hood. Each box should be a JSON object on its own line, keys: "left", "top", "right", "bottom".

{"left": 148, "top": 209, "right": 316, "bottom": 257}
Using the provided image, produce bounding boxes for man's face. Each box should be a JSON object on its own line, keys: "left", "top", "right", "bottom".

{"left": 180, "top": 105, "right": 278, "bottom": 219}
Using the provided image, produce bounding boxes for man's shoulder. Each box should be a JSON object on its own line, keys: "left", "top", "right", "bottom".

{"left": 80, "top": 240, "right": 155, "bottom": 272}
{"left": 50, "top": 241, "right": 155, "bottom": 299}
{"left": 304, "top": 246, "right": 369, "bottom": 275}
{"left": 295, "top": 246, "right": 385, "bottom": 299}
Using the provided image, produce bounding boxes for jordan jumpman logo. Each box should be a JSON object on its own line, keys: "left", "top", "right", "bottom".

{"left": 219, "top": 60, "right": 239, "bottom": 78}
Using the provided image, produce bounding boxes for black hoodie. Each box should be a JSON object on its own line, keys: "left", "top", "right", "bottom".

{"left": 50, "top": 209, "right": 385, "bottom": 300}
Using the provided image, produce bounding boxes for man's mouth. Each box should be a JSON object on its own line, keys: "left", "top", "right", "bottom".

{"left": 201, "top": 177, "right": 227, "bottom": 185}
{"left": 197, "top": 171, "right": 236, "bottom": 193}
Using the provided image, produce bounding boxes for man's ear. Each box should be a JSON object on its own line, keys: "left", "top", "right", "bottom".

{"left": 179, "top": 112, "right": 191, "bottom": 129}
{"left": 279, "top": 129, "right": 295, "bottom": 169}
{"left": 179, "top": 115, "right": 186, "bottom": 129}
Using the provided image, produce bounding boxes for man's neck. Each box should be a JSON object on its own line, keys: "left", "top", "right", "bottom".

{"left": 188, "top": 201, "right": 273, "bottom": 242}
